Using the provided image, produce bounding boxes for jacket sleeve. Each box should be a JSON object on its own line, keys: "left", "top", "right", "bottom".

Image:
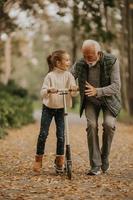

{"left": 40, "top": 74, "right": 50, "bottom": 98}
{"left": 96, "top": 59, "right": 121, "bottom": 97}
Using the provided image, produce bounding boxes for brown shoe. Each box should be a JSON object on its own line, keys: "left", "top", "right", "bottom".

{"left": 54, "top": 155, "right": 64, "bottom": 173}
{"left": 33, "top": 155, "right": 43, "bottom": 173}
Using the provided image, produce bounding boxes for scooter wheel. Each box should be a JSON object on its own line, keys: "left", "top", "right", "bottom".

{"left": 67, "top": 164, "right": 72, "bottom": 180}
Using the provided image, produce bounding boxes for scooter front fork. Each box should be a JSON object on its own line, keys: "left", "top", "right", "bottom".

{"left": 66, "top": 144, "right": 72, "bottom": 166}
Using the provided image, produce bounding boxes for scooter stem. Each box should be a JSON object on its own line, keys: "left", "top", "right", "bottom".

{"left": 63, "top": 94, "right": 70, "bottom": 145}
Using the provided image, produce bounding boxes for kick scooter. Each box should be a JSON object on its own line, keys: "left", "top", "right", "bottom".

{"left": 58, "top": 89, "right": 73, "bottom": 180}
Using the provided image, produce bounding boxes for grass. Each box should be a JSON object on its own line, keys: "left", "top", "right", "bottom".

{"left": 118, "top": 109, "right": 133, "bottom": 124}
{"left": 33, "top": 100, "right": 42, "bottom": 110}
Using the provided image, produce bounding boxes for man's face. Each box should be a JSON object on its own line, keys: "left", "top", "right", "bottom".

{"left": 82, "top": 47, "right": 100, "bottom": 66}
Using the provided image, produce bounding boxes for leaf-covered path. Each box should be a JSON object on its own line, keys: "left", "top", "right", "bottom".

{"left": 0, "top": 113, "right": 133, "bottom": 200}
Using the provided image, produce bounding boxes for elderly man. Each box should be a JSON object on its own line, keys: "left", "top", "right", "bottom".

{"left": 71, "top": 40, "right": 121, "bottom": 175}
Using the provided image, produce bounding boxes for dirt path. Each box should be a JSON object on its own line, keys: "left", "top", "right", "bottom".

{"left": 0, "top": 113, "right": 133, "bottom": 200}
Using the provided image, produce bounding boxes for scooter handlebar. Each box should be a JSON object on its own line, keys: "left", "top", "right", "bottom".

{"left": 48, "top": 88, "right": 79, "bottom": 94}
{"left": 57, "top": 88, "right": 79, "bottom": 92}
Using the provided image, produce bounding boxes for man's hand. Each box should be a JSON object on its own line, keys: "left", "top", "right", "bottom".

{"left": 85, "top": 81, "right": 97, "bottom": 96}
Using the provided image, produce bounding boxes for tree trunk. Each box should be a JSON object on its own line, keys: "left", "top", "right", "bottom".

{"left": 127, "top": 0, "right": 133, "bottom": 115}
{"left": 104, "top": 3, "right": 109, "bottom": 31}
{"left": 71, "top": 21, "right": 77, "bottom": 64}
{"left": 71, "top": 1, "right": 78, "bottom": 63}
{"left": 3, "top": 34, "right": 12, "bottom": 85}
{"left": 119, "top": 0, "right": 130, "bottom": 112}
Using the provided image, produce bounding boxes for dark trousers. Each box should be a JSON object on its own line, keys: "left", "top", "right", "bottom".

{"left": 85, "top": 102, "right": 116, "bottom": 168}
{"left": 36, "top": 105, "right": 65, "bottom": 155}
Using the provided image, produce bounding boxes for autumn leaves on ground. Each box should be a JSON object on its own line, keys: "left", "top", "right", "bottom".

{"left": 0, "top": 113, "right": 133, "bottom": 200}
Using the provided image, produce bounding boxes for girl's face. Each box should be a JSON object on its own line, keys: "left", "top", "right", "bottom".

{"left": 57, "top": 53, "right": 71, "bottom": 70}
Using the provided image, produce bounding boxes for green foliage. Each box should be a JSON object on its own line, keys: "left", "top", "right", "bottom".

{"left": 118, "top": 109, "right": 133, "bottom": 124}
{"left": 0, "top": 127, "right": 8, "bottom": 139}
{"left": 98, "top": 30, "right": 116, "bottom": 42}
{"left": 74, "top": 0, "right": 116, "bottom": 42}
{"left": 103, "top": 0, "right": 115, "bottom": 7}
{"left": 0, "top": 0, "right": 7, "bottom": 7}
{"left": 0, "top": 80, "right": 28, "bottom": 97}
{"left": 0, "top": 80, "right": 34, "bottom": 138}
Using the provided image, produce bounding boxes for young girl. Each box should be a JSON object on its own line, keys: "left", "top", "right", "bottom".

{"left": 33, "top": 50, "right": 77, "bottom": 173}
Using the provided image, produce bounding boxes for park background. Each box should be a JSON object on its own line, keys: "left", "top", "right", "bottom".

{"left": 0, "top": 1, "right": 133, "bottom": 200}
{"left": 0, "top": 0, "right": 133, "bottom": 137}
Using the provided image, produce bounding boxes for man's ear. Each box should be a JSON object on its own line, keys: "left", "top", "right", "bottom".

{"left": 98, "top": 51, "right": 102, "bottom": 59}
{"left": 98, "top": 51, "right": 102, "bottom": 55}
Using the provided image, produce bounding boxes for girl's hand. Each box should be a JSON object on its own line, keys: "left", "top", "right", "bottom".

{"left": 48, "top": 87, "right": 58, "bottom": 93}
{"left": 70, "top": 85, "right": 78, "bottom": 92}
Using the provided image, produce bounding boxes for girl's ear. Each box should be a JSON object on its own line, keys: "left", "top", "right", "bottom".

{"left": 56, "top": 60, "right": 60, "bottom": 68}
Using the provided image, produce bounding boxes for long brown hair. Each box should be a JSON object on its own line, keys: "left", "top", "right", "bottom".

{"left": 47, "top": 50, "right": 67, "bottom": 72}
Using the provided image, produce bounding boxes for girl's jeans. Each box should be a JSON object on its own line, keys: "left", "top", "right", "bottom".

{"left": 36, "top": 105, "right": 65, "bottom": 155}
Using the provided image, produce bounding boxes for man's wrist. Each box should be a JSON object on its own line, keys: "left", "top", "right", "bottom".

{"left": 96, "top": 88, "right": 103, "bottom": 97}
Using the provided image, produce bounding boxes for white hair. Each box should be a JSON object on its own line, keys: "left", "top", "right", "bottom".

{"left": 82, "top": 39, "right": 101, "bottom": 52}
